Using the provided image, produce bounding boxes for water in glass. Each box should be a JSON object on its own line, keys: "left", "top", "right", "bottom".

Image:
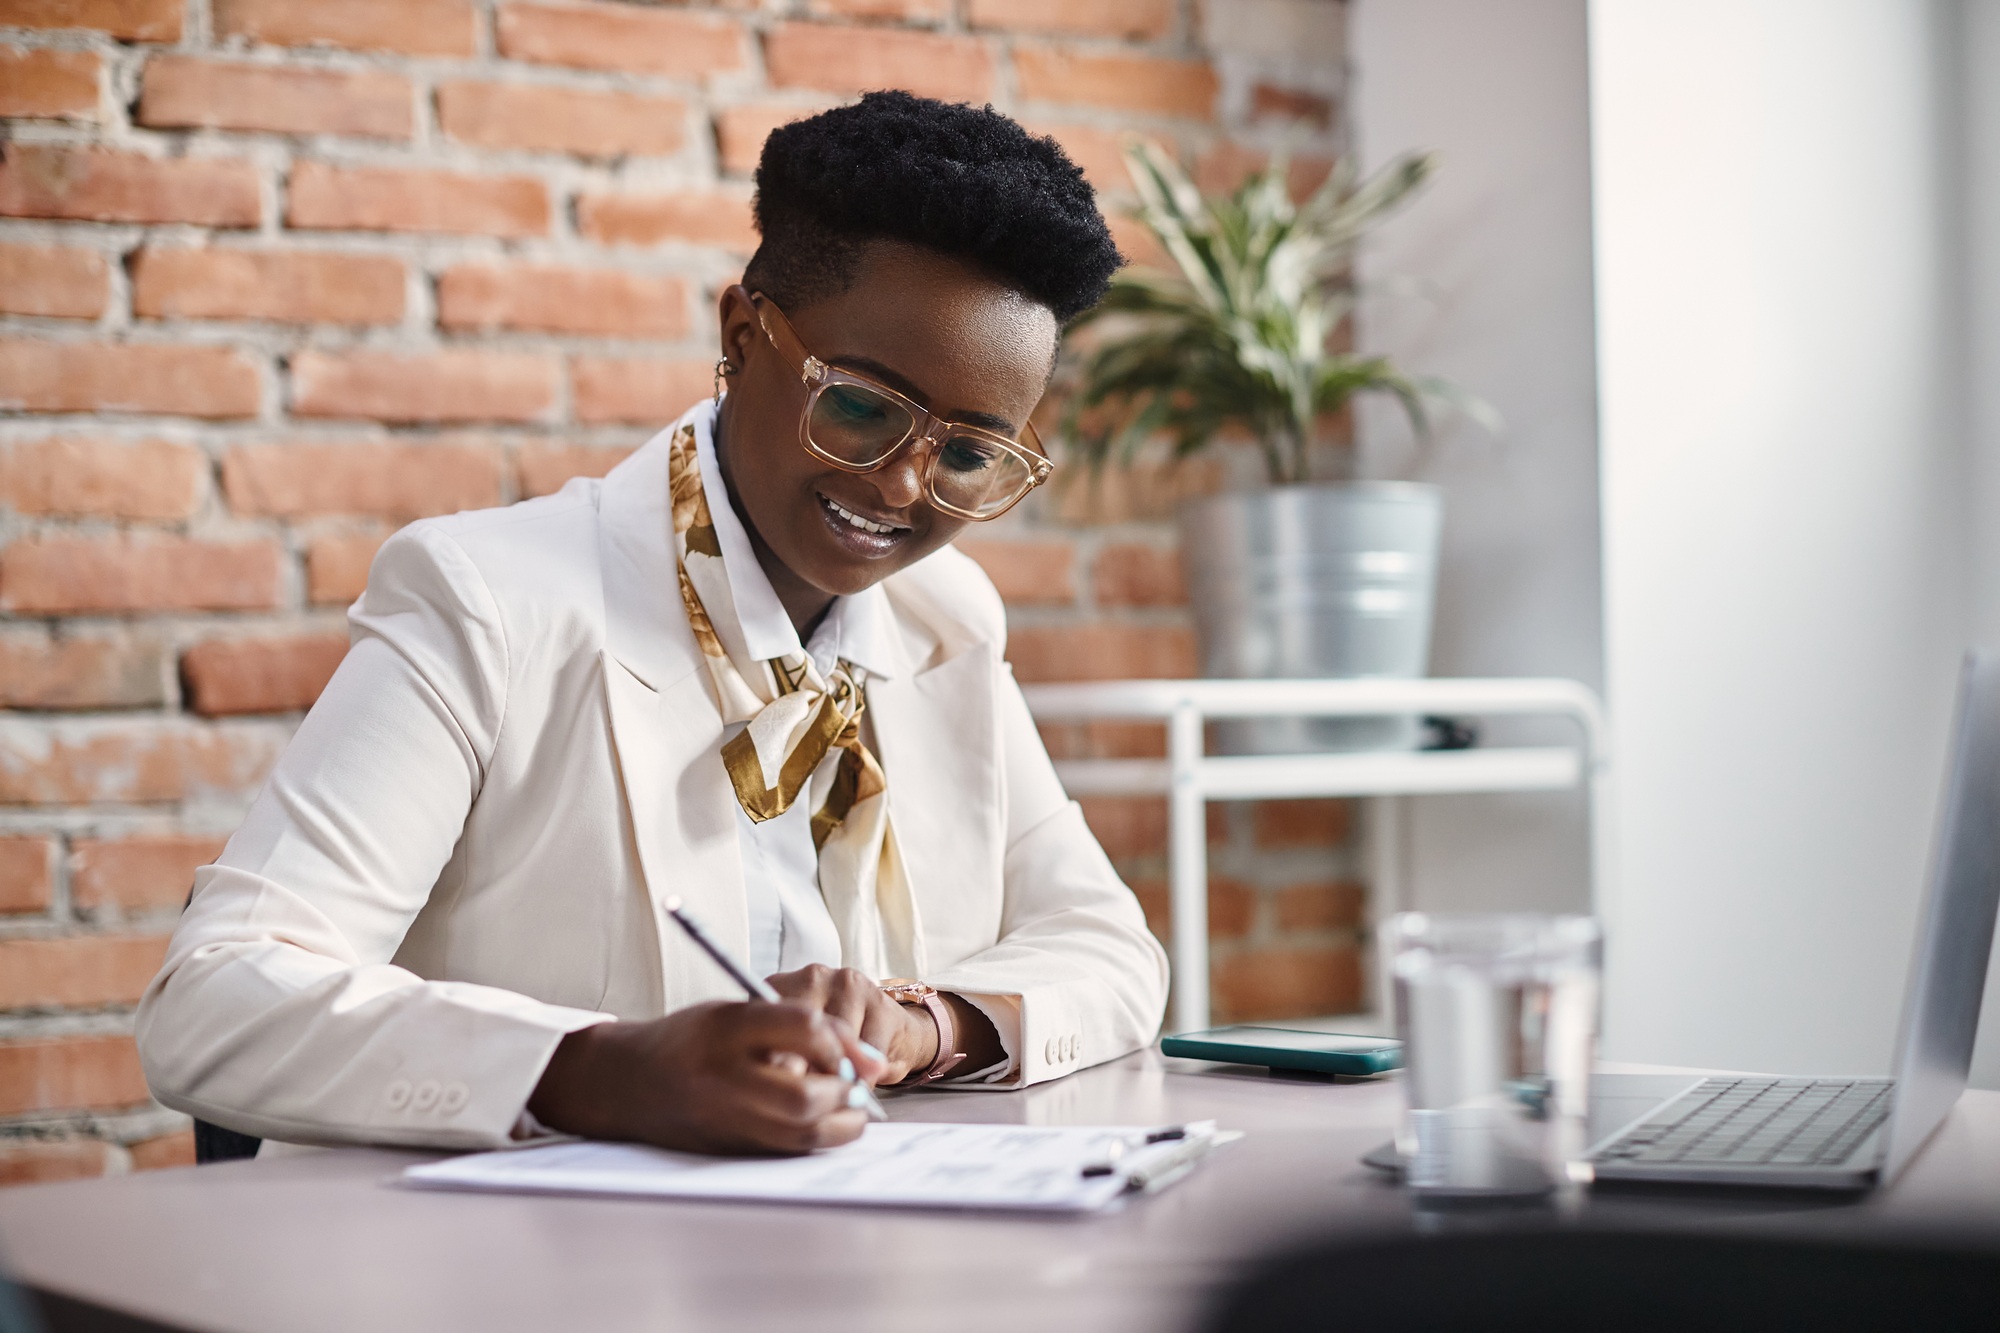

{"left": 1389, "top": 913, "right": 1602, "bottom": 1198}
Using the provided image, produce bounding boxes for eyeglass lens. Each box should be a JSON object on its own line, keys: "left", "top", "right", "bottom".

{"left": 807, "top": 382, "right": 1035, "bottom": 518}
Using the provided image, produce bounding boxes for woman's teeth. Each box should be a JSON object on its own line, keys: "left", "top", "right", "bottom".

{"left": 824, "top": 496, "right": 901, "bottom": 536}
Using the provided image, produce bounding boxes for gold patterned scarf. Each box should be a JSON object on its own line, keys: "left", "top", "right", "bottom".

{"left": 668, "top": 417, "right": 923, "bottom": 978}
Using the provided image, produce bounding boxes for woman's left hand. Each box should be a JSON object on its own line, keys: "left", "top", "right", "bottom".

{"left": 766, "top": 965, "right": 938, "bottom": 1085}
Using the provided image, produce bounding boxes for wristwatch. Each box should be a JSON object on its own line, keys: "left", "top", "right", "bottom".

{"left": 880, "top": 980, "right": 966, "bottom": 1086}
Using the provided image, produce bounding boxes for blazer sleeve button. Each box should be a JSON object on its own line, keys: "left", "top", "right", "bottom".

{"left": 440, "top": 1081, "right": 469, "bottom": 1115}
{"left": 385, "top": 1079, "right": 412, "bottom": 1110}
{"left": 412, "top": 1079, "right": 442, "bottom": 1112}
{"left": 1043, "top": 1037, "right": 1056, "bottom": 1064}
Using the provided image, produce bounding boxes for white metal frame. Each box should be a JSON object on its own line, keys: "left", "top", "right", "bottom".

{"left": 1021, "top": 678, "right": 1611, "bottom": 1034}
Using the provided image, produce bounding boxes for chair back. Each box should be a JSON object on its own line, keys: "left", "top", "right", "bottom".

{"left": 1205, "top": 1228, "right": 2000, "bottom": 1333}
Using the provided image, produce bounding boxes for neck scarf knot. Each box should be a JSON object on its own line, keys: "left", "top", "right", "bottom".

{"left": 668, "top": 419, "right": 923, "bottom": 978}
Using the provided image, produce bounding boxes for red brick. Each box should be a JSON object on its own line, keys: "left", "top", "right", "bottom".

{"left": 807, "top": 0, "right": 949, "bottom": 19}
{"left": 438, "top": 263, "right": 687, "bottom": 339}
{"left": 958, "top": 538, "right": 1076, "bottom": 606}
{"left": 516, "top": 442, "right": 635, "bottom": 498}
{"left": 1077, "top": 795, "right": 1165, "bottom": 861}
{"left": 0, "top": 837, "right": 54, "bottom": 914}
{"left": 1195, "top": 141, "right": 1333, "bottom": 201}
{"left": 764, "top": 23, "right": 995, "bottom": 101}
{"left": 577, "top": 189, "right": 756, "bottom": 252}
{"left": 1020, "top": 122, "right": 1168, "bottom": 194}
{"left": 1014, "top": 46, "right": 1218, "bottom": 120}
{"left": 183, "top": 633, "right": 348, "bottom": 716}
{"left": 223, "top": 440, "right": 501, "bottom": 519}
{"left": 0, "top": 45, "right": 100, "bottom": 119}
{"left": 1093, "top": 542, "right": 1186, "bottom": 607}
{"left": 1207, "top": 874, "right": 1258, "bottom": 938}
{"left": 714, "top": 102, "right": 824, "bottom": 177}
{"left": 1253, "top": 798, "right": 1352, "bottom": 849}
{"left": 0, "top": 1139, "right": 114, "bottom": 1187}
{"left": 292, "top": 349, "right": 558, "bottom": 424}
{"left": 132, "top": 247, "right": 404, "bottom": 326}
{"left": 1006, "top": 623, "right": 1196, "bottom": 683}
{"left": 436, "top": 81, "right": 686, "bottom": 160}
{"left": 570, "top": 355, "right": 712, "bottom": 425}
{"left": 1105, "top": 212, "right": 1172, "bottom": 270}
{"left": 1050, "top": 455, "right": 1224, "bottom": 524}
{"left": 0, "top": 437, "right": 205, "bottom": 521}
{"left": 1251, "top": 83, "right": 1335, "bottom": 130}
{"left": 1129, "top": 872, "right": 1254, "bottom": 942}
{"left": 1212, "top": 943, "right": 1362, "bottom": 1022}
{"left": 0, "top": 1036, "right": 149, "bottom": 1116}
{"left": 1129, "top": 877, "right": 1166, "bottom": 939}
{"left": 0, "top": 0, "right": 180, "bottom": 41}
{"left": 497, "top": 2, "right": 747, "bottom": 77}
{"left": 1273, "top": 879, "right": 1364, "bottom": 933}
{"left": 0, "top": 145, "right": 259, "bottom": 227}
{"left": 1036, "top": 719, "right": 1164, "bottom": 761}
{"left": 0, "top": 340, "right": 260, "bottom": 419}
{"left": 71, "top": 834, "right": 228, "bottom": 912}
{"left": 214, "top": 0, "right": 476, "bottom": 57}
{"left": 0, "top": 535, "right": 282, "bottom": 614}
{"left": 0, "top": 242, "right": 109, "bottom": 320}
{"left": 0, "top": 721, "right": 285, "bottom": 806}
{"left": 969, "top": 0, "right": 1172, "bottom": 39}
{"left": 138, "top": 56, "right": 413, "bottom": 140}
{"left": 287, "top": 161, "right": 548, "bottom": 238}
{"left": 306, "top": 530, "right": 387, "bottom": 605}
{"left": 0, "top": 632, "right": 170, "bottom": 710}
{"left": 129, "top": 1129, "right": 195, "bottom": 1171}
{"left": 0, "top": 935, "right": 170, "bottom": 1009}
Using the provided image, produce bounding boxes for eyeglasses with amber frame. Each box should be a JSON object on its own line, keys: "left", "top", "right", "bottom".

{"left": 751, "top": 292, "right": 1055, "bottom": 522}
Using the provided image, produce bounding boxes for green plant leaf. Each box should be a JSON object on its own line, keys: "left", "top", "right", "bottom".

{"left": 1061, "top": 140, "right": 1460, "bottom": 486}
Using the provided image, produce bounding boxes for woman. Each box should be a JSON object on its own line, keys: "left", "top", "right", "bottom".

{"left": 137, "top": 92, "right": 1168, "bottom": 1156}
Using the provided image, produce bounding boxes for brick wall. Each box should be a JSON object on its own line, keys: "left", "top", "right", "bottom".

{"left": 0, "top": 0, "right": 1354, "bottom": 1185}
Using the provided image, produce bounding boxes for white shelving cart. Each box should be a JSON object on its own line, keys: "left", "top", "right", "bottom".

{"left": 1021, "top": 678, "right": 1611, "bottom": 1034}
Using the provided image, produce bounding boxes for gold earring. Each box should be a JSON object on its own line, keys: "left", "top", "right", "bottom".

{"left": 713, "top": 357, "right": 733, "bottom": 407}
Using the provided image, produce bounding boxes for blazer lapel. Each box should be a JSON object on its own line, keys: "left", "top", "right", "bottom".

{"left": 597, "top": 423, "right": 748, "bottom": 1011}
{"left": 867, "top": 634, "right": 1003, "bottom": 945}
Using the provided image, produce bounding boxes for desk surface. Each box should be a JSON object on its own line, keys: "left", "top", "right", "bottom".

{"left": 5, "top": 1052, "right": 2000, "bottom": 1333}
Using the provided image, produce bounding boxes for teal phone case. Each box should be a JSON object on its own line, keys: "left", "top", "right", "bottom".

{"left": 1160, "top": 1026, "right": 1403, "bottom": 1075}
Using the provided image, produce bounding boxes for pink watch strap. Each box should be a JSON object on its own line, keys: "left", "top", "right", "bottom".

{"left": 889, "top": 985, "right": 966, "bottom": 1086}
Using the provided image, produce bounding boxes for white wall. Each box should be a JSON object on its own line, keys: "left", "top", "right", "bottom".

{"left": 1349, "top": 0, "right": 1604, "bottom": 918}
{"left": 1957, "top": 0, "right": 2000, "bottom": 1088}
{"left": 1592, "top": 0, "right": 1971, "bottom": 1071}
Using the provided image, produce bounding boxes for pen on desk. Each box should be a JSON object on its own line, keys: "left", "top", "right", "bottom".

{"left": 662, "top": 897, "right": 889, "bottom": 1123}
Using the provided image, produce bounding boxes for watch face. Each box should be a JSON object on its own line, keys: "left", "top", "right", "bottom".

{"left": 881, "top": 980, "right": 936, "bottom": 1000}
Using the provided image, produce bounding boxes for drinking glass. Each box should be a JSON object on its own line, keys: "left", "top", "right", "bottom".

{"left": 1387, "top": 912, "right": 1602, "bottom": 1198}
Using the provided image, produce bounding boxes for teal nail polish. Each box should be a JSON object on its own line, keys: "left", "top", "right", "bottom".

{"left": 858, "top": 1042, "right": 886, "bottom": 1063}
{"left": 838, "top": 1057, "right": 856, "bottom": 1083}
{"left": 847, "top": 1082, "right": 871, "bottom": 1110}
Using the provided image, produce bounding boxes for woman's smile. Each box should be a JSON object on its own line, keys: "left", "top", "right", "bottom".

{"left": 816, "top": 489, "right": 912, "bottom": 557}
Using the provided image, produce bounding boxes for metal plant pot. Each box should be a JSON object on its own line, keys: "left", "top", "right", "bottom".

{"left": 1179, "top": 483, "right": 1443, "bottom": 754}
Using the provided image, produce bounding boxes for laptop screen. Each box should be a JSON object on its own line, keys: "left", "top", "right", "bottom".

{"left": 1881, "top": 651, "right": 2000, "bottom": 1180}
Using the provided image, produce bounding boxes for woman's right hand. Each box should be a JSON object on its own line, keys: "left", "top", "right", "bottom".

{"left": 525, "top": 1000, "right": 884, "bottom": 1154}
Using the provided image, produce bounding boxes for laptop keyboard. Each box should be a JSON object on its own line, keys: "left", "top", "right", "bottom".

{"left": 1593, "top": 1077, "right": 1893, "bottom": 1168}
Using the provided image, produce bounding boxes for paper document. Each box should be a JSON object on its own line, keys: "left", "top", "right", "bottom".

{"left": 402, "top": 1121, "right": 1234, "bottom": 1214}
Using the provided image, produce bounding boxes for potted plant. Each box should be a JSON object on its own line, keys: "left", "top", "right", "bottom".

{"left": 1063, "top": 143, "right": 1466, "bottom": 752}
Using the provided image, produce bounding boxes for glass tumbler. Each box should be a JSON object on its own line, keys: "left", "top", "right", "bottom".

{"left": 1387, "top": 913, "right": 1603, "bottom": 1198}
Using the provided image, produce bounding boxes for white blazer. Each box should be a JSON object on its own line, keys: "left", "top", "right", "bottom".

{"left": 135, "top": 422, "right": 1169, "bottom": 1150}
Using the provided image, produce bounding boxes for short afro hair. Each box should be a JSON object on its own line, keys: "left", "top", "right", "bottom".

{"left": 745, "top": 91, "right": 1122, "bottom": 323}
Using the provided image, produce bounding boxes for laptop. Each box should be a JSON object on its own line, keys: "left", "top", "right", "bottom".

{"left": 1585, "top": 650, "right": 2000, "bottom": 1189}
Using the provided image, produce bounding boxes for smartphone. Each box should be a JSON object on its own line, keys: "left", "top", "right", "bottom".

{"left": 1160, "top": 1025, "right": 1403, "bottom": 1076}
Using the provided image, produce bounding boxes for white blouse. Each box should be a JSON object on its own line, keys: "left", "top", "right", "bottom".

{"left": 693, "top": 428, "right": 1019, "bottom": 1081}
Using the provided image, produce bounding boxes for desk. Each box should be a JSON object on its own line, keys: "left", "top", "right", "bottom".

{"left": 4, "top": 1052, "right": 1997, "bottom": 1333}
